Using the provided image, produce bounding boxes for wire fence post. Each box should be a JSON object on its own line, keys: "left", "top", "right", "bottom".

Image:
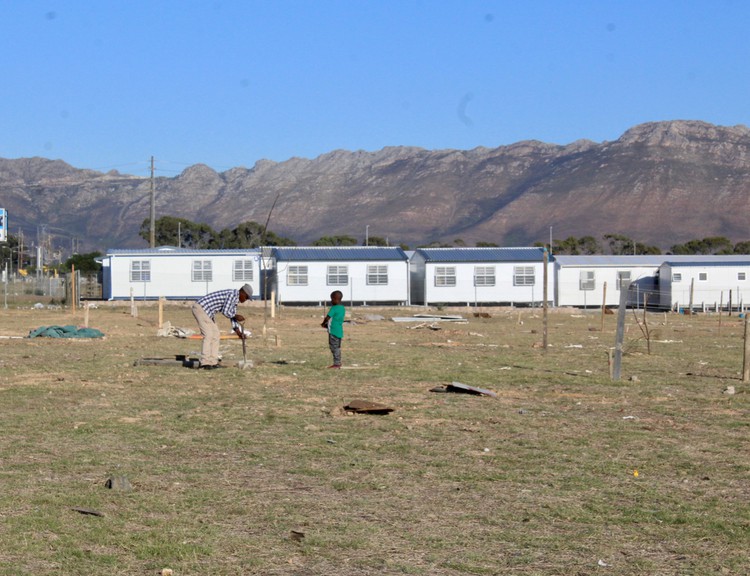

{"left": 612, "top": 280, "right": 630, "bottom": 381}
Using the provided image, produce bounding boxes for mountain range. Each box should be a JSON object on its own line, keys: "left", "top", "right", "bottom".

{"left": 1, "top": 119, "right": 749, "bottom": 254}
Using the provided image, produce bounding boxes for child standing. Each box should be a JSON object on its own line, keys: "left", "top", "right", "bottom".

{"left": 321, "top": 290, "right": 345, "bottom": 368}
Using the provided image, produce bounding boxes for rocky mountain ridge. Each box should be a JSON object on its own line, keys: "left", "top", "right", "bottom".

{"left": 1, "top": 120, "right": 749, "bottom": 254}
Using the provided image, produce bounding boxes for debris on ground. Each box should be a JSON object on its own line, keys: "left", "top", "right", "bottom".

{"left": 105, "top": 475, "right": 133, "bottom": 491}
{"left": 156, "top": 321, "right": 194, "bottom": 338}
{"left": 408, "top": 322, "right": 441, "bottom": 330}
{"left": 28, "top": 325, "right": 105, "bottom": 339}
{"left": 429, "top": 381, "right": 497, "bottom": 398}
{"left": 362, "top": 314, "right": 385, "bottom": 321}
{"left": 343, "top": 400, "right": 394, "bottom": 415}
{"left": 134, "top": 355, "right": 200, "bottom": 369}
{"left": 392, "top": 314, "right": 467, "bottom": 323}
{"left": 71, "top": 507, "right": 103, "bottom": 517}
{"left": 290, "top": 530, "right": 305, "bottom": 542}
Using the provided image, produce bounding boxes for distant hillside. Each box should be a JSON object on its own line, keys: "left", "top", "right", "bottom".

{"left": 1, "top": 120, "right": 749, "bottom": 254}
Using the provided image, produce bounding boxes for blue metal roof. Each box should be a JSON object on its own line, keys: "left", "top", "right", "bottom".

{"left": 415, "top": 247, "right": 550, "bottom": 263}
{"left": 663, "top": 260, "right": 750, "bottom": 267}
{"left": 106, "top": 247, "right": 261, "bottom": 256}
{"left": 556, "top": 255, "right": 750, "bottom": 267}
{"left": 271, "top": 246, "right": 409, "bottom": 261}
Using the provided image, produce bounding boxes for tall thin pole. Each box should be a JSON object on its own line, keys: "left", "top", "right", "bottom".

{"left": 149, "top": 156, "right": 156, "bottom": 248}
{"left": 542, "top": 249, "right": 548, "bottom": 351}
{"left": 743, "top": 313, "right": 750, "bottom": 382}
{"left": 549, "top": 226, "right": 552, "bottom": 255}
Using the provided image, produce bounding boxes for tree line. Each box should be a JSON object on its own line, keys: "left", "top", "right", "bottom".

{"left": 535, "top": 234, "right": 750, "bottom": 256}
{"left": 3, "top": 217, "right": 750, "bottom": 276}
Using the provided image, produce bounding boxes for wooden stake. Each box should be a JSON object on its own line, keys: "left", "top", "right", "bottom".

{"left": 71, "top": 264, "right": 77, "bottom": 314}
{"left": 600, "top": 281, "right": 607, "bottom": 331}
{"left": 130, "top": 287, "right": 137, "bottom": 317}
{"left": 158, "top": 296, "right": 164, "bottom": 329}
{"left": 612, "top": 281, "right": 630, "bottom": 380}
{"left": 271, "top": 290, "right": 276, "bottom": 319}
{"left": 84, "top": 301, "right": 89, "bottom": 328}
{"left": 689, "top": 278, "right": 694, "bottom": 314}
{"left": 729, "top": 290, "right": 733, "bottom": 316}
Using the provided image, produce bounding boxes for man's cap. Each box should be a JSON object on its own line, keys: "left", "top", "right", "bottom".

{"left": 241, "top": 284, "right": 253, "bottom": 297}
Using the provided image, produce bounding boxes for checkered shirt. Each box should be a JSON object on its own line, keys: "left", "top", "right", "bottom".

{"left": 197, "top": 289, "right": 241, "bottom": 331}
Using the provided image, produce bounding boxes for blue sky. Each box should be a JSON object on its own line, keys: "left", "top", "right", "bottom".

{"left": 2, "top": 1, "right": 749, "bottom": 177}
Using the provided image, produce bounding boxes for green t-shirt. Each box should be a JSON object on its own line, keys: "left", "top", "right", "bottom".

{"left": 326, "top": 304, "right": 345, "bottom": 339}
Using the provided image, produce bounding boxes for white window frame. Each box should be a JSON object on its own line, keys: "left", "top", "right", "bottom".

{"left": 698, "top": 272, "right": 708, "bottom": 281}
{"left": 366, "top": 265, "right": 388, "bottom": 286}
{"left": 434, "top": 266, "right": 456, "bottom": 287}
{"left": 130, "top": 260, "right": 151, "bottom": 282}
{"left": 287, "top": 265, "right": 308, "bottom": 286}
{"left": 672, "top": 273, "right": 682, "bottom": 282}
{"left": 474, "top": 266, "right": 496, "bottom": 287}
{"left": 616, "top": 270, "right": 631, "bottom": 290}
{"left": 233, "top": 259, "right": 254, "bottom": 282}
{"left": 327, "top": 265, "right": 349, "bottom": 286}
{"left": 514, "top": 266, "right": 535, "bottom": 286}
{"left": 738, "top": 272, "right": 746, "bottom": 281}
{"left": 579, "top": 270, "right": 595, "bottom": 291}
{"left": 192, "top": 260, "right": 213, "bottom": 282}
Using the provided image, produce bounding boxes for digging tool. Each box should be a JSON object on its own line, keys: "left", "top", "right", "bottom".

{"left": 238, "top": 321, "right": 252, "bottom": 369}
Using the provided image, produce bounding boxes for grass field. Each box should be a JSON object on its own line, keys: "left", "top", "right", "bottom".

{"left": 0, "top": 300, "right": 748, "bottom": 575}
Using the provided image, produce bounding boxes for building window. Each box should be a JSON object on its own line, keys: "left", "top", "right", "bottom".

{"left": 435, "top": 266, "right": 456, "bottom": 287}
{"left": 514, "top": 266, "right": 535, "bottom": 286}
{"left": 233, "top": 260, "right": 254, "bottom": 282}
{"left": 474, "top": 266, "right": 496, "bottom": 287}
{"left": 192, "top": 260, "right": 213, "bottom": 282}
{"left": 287, "top": 266, "right": 308, "bottom": 286}
{"left": 672, "top": 273, "right": 682, "bottom": 282}
{"left": 130, "top": 260, "right": 151, "bottom": 282}
{"left": 367, "top": 265, "right": 388, "bottom": 285}
{"left": 579, "top": 270, "right": 595, "bottom": 291}
{"left": 327, "top": 265, "right": 349, "bottom": 286}
{"left": 699, "top": 272, "right": 708, "bottom": 281}
{"left": 616, "top": 270, "right": 631, "bottom": 290}
{"left": 739, "top": 272, "right": 746, "bottom": 281}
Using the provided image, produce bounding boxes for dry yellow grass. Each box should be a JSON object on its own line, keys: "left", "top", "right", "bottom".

{"left": 0, "top": 300, "right": 748, "bottom": 575}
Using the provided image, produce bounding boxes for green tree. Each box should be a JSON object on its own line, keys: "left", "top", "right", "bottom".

{"left": 670, "top": 236, "right": 732, "bottom": 255}
{"left": 62, "top": 251, "right": 102, "bottom": 274}
{"left": 476, "top": 241, "right": 499, "bottom": 247}
{"left": 139, "top": 217, "right": 215, "bottom": 248}
{"left": 577, "top": 236, "right": 601, "bottom": 254}
{"left": 634, "top": 242, "right": 661, "bottom": 255}
{"left": 313, "top": 235, "right": 358, "bottom": 246}
{"left": 733, "top": 240, "right": 750, "bottom": 254}
{"left": 363, "top": 236, "right": 389, "bottom": 247}
{"left": 604, "top": 234, "right": 635, "bottom": 255}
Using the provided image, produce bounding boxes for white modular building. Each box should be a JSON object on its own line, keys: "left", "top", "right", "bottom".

{"left": 270, "top": 246, "right": 410, "bottom": 305}
{"left": 99, "top": 247, "right": 262, "bottom": 300}
{"left": 553, "top": 255, "right": 667, "bottom": 308}
{"left": 658, "top": 259, "right": 750, "bottom": 311}
{"left": 410, "top": 247, "right": 553, "bottom": 306}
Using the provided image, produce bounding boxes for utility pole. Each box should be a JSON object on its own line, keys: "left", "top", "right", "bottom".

{"left": 149, "top": 156, "right": 156, "bottom": 248}
{"left": 18, "top": 228, "right": 23, "bottom": 271}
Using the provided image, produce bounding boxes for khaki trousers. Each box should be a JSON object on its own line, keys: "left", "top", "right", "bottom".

{"left": 192, "top": 302, "right": 220, "bottom": 366}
